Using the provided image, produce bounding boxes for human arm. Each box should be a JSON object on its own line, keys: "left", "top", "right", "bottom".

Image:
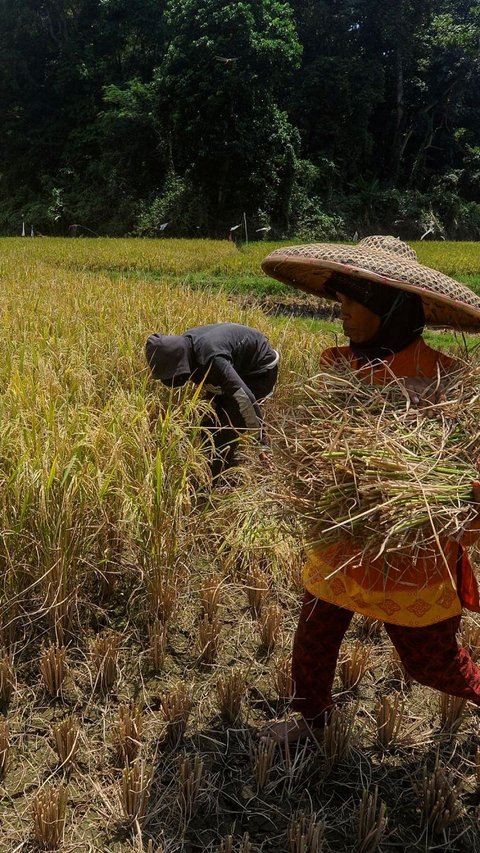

{"left": 459, "top": 480, "right": 480, "bottom": 548}
{"left": 206, "top": 356, "right": 266, "bottom": 442}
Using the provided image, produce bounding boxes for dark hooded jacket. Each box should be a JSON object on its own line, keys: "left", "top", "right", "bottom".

{"left": 145, "top": 323, "right": 278, "bottom": 441}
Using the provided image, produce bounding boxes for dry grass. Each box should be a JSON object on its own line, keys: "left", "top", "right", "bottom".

{"left": 374, "top": 694, "right": 405, "bottom": 750}
{"left": 258, "top": 603, "right": 283, "bottom": 655}
{"left": 287, "top": 811, "right": 326, "bottom": 852}
{"left": 32, "top": 784, "right": 68, "bottom": 849}
{"left": 418, "top": 753, "right": 464, "bottom": 834}
{"left": 249, "top": 737, "right": 277, "bottom": 789}
{"left": 323, "top": 704, "right": 358, "bottom": 772}
{"left": 113, "top": 701, "right": 144, "bottom": 763}
{"left": 160, "top": 685, "right": 193, "bottom": 747}
{"left": 90, "top": 631, "right": 120, "bottom": 691}
{"left": 438, "top": 692, "right": 468, "bottom": 736}
{"left": 120, "top": 759, "right": 153, "bottom": 827}
{"left": 39, "top": 644, "right": 67, "bottom": 696}
{"left": 357, "top": 786, "right": 387, "bottom": 853}
{"left": 52, "top": 715, "right": 80, "bottom": 769}
{"left": 216, "top": 668, "right": 246, "bottom": 723}
{"left": 177, "top": 751, "right": 205, "bottom": 822}
{"left": 273, "top": 654, "right": 293, "bottom": 700}
{"left": 339, "top": 642, "right": 371, "bottom": 690}
{"left": 245, "top": 566, "right": 269, "bottom": 617}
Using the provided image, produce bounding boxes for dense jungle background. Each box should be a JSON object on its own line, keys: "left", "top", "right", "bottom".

{"left": 1, "top": 0, "right": 480, "bottom": 239}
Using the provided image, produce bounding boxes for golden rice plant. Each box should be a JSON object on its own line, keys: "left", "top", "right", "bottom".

{"left": 439, "top": 693, "right": 468, "bottom": 736}
{"left": 249, "top": 737, "right": 276, "bottom": 789}
{"left": 0, "top": 652, "right": 15, "bottom": 704}
{"left": 147, "top": 566, "right": 178, "bottom": 624}
{"left": 197, "top": 612, "right": 221, "bottom": 666}
{"left": 43, "top": 546, "right": 76, "bottom": 645}
{"left": 39, "top": 645, "right": 68, "bottom": 697}
{"left": 177, "top": 752, "right": 204, "bottom": 822}
{"left": 273, "top": 654, "right": 293, "bottom": 701}
{"left": 113, "top": 701, "right": 144, "bottom": 763}
{"left": 258, "top": 604, "right": 282, "bottom": 655}
{"left": 148, "top": 618, "right": 168, "bottom": 672}
{"left": 245, "top": 566, "right": 269, "bottom": 617}
{"left": 120, "top": 759, "right": 153, "bottom": 828}
{"left": 216, "top": 669, "right": 246, "bottom": 723}
{"left": 357, "top": 786, "right": 387, "bottom": 853}
{"left": 90, "top": 631, "right": 120, "bottom": 691}
{"left": 324, "top": 704, "right": 358, "bottom": 772}
{"left": 0, "top": 720, "right": 10, "bottom": 781}
{"left": 375, "top": 694, "right": 405, "bottom": 750}
{"left": 200, "top": 572, "right": 224, "bottom": 621}
{"left": 287, "top": 810, "right": 326, "bottom": 852}
{"left": 160, "top": 685, "right": 193, "bottom": 746}
{"left": 339, "top": 642, "right": 370, "bottom": 690}
{"left": 32, "top": 784, "right": 68, "bottom": 850}
{"left": 418, "top": 754, "right": 463, "bottom": 834}
{"left": 52, "top": 715, "right": 80, "bottom": 769}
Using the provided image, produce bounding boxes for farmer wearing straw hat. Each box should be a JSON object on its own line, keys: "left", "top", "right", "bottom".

{"left": 260, "top": 236, "right": 480, "bottom": 743}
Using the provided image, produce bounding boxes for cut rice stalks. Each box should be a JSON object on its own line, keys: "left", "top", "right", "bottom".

{"left": 270, "top": 363, "right": 480, "bottom": 563}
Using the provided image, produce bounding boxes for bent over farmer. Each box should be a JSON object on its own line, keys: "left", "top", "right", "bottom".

{"left": 145, "top": 323, "right": 279, "bottom": 475}
{"left": 261, "top": 235, "right": 480, "bottom": 742}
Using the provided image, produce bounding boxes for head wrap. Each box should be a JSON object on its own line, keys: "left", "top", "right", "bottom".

{"left": 145, "top": 333, "right": 192, "bottom": 385}
{"left": 327, "top": 273, "right": 425, "bottom": 361}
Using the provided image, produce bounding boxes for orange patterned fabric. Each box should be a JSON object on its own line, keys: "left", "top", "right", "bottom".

{"left": 303, "top": 338, "right": 480, "bottom": 627}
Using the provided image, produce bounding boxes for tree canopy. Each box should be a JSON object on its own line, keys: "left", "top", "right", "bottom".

{"left": 1, "top": 0, "right": 479, "bottom": 237}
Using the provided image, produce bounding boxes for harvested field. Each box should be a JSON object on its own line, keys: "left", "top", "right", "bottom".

{"left": 0, "top": 238, "right": 480, "bottom": 852}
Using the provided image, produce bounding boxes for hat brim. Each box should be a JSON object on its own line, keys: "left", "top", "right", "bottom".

{"left": 261, "top": 248, "right": 480, "bottom": 333}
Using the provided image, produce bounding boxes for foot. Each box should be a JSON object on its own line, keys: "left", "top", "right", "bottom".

{"left": 259, "top": 716, "right": 324, "bottom": 745}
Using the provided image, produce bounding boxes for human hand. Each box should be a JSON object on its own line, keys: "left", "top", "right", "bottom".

{"left": 403, "top": 376, "right": 445, "bottom": 415}
{"left": 459, "top": 461, "right": 480, "bottom": 546}
{"left": 258, "top": 449, "right": 274, "bottom": 470}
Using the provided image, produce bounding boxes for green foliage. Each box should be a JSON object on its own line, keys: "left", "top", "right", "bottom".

{"left": 0, "top": 0, "right": 479, "bottom": 237}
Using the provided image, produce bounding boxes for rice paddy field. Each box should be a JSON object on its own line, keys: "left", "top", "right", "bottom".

{"left": 1, "top": 236, "right": 480, "bottom": 852}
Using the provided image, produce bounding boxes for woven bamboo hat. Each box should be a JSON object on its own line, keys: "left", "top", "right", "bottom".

{"left": 261, "top": 235, "right": 480, "bottom": 331}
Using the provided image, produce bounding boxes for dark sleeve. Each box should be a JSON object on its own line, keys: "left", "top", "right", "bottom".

{"left": 208, "top": 356, "right": 265, "bottom": 442}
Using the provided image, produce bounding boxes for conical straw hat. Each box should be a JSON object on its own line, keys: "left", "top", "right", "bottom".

{"left": 261, "top": 235, "right": 480, "bottom": 331}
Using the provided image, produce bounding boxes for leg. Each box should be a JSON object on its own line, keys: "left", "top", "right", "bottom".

{"left": 385, "top": 615, "right": 480, "bottom": 704}
{"left": 261, "top": 593, "right": 353, "bottom": 743}
{"left": 291, "top": 593, "right": 354, "bottom": 722}
{"left": 208, "top": 366, "right": 278, "bottom": 475}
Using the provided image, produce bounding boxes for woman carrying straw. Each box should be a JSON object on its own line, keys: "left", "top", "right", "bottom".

{"left": 261, "top": 236, "right": 480, "bottom": 743}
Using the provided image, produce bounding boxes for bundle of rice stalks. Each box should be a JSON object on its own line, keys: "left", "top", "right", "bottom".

{"left": 417, "top": 753, "right": 464, "bottom": 834}
{"left": 113, "top": 701, "right": 144, "bottom": 763}
{"left": 177, "top": 752, "right": 204, "bottom": 823}
{"left": 249, "top": 737, "right": 276, "bottom": 789}
{"left": 39, "top": 645, "right": 67, "bottom": 697}
{"left": 120, "top": 759, "right": 152, "bottom": 828}
{"left": 374, "top": 694, "right": 405, "bottom": 750}
{"left": 439, "top": 693, "right": 468, "bottom": 736}
{"left": 52, "top": 715, "right": 80, "bottom": 769}
{"left": 339, "top": 641, "right": 371, "bottom": 690}
{"left": 32, "top": 784, "right": 68, "bottom": 850}
{"left": 287, "top": 810, "right": 326, "bottom": 852}
{"left": 90, "top": 631, "right": 120, "bottom": 692}
{"left": 271, "top": 364, "right": 480, "bottom": 558}
{"left": 323, "top": 704, "right": 358, "bottom": 772}
{"left": 217, "top": 834, "right": 252, "bottom": 853}
{"left": 160, "top": 685, "right": 193, "bottom": 746}
{"left": 216, "top": 668, "right": 246, "bottom": 723}
{"left": 357, "top": 786, "right": 387, "bottom": 853}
